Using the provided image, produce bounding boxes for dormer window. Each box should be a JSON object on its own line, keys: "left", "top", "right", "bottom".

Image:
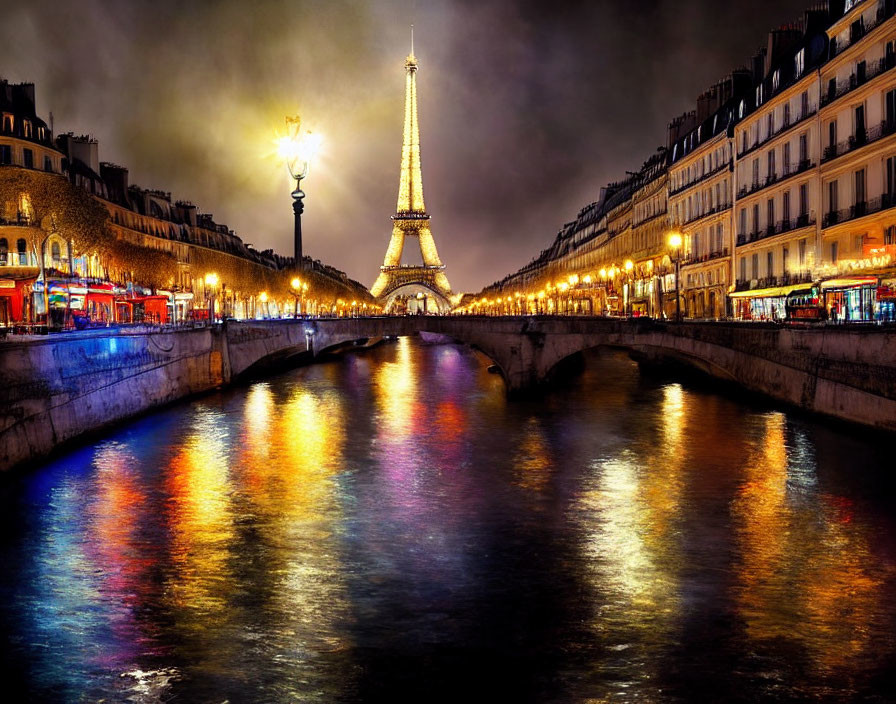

{"left": 23, "top": 120, "right": 32, "bottom": 138}
{"left": 772, "top": 69, "right": 780, "bottom": 92}
{"left": 794, "top": 49, "right": 805, "bottom": 77}
{"left": 1, "top": 114, "right": 12, "bottom": 133}
{"left": 756, "top": 85, "right": 764, "bottom": 106}
{"left": 738, "top": 99, "right": 746, "bottom": 119}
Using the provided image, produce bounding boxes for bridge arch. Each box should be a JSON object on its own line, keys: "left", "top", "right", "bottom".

{"left": 380, "top": 282, "right": 452, "bottom": 314}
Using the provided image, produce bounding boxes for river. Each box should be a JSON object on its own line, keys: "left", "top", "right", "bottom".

{"left": 1, "top": 336, "right": 895, "bottom": 702}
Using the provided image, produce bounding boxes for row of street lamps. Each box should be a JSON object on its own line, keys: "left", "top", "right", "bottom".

{"left": 461, "top": 231, "right": 685, "bottom": 321}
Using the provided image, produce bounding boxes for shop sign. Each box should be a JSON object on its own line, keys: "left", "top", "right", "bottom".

{"left": 0, "top": 280, "right": 15, "bottom": 289}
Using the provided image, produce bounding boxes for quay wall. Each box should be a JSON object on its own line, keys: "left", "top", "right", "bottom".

{"left": 1, "top": 317, "right": 894, "bottom": 472}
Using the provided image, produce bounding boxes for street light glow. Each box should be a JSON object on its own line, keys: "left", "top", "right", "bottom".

{"left": 668, "top": 232, "right": 683, "bottom": 249}
{"left": 204, "top": 272, "right": 219, "bottom": 286}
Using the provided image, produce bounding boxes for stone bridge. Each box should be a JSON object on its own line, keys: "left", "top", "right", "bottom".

{"left": 1, "top": 315, "right": 894, "bottom": 471}
{"left": 231, "top": 316, "right": 896, "bottom": 431}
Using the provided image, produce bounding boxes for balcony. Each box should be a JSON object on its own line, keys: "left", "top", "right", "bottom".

{"left": 738, "top": 106, "right": 818, "bottom": 159}
{"left": 830, "top": 2, "right": 896, "bottom": 59}
{"left": 681, "top": 247, "right": 729, "bottom": 267}
{"left": 669, "top": 160, "right": 731, "bottom": 197}
{"left": 680, "top": 201, "right": 731, "bottom": 227}
{"left": 822, "top": 119, "right": 896, "bottom": 163}
{"left": 736, "top": 213, "right": 815, "bottom": 246}
{"left": 737, "top": 159, "right": 815, "bottom": 199}
{"left": 733, "top": 271, "right": 814, "bottom": 292}
{"left": 822, "top": 193, "right": 896, "bottom": 228}
{"left": 821, "top": 55, "right": 896, "bottom": 109}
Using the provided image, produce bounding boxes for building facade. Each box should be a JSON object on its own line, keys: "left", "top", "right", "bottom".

{"left": 0, "top": 81, "right": 373, "bottom": 329}
{"left": 467, "top": 0, "right": 896, "bottom": 324}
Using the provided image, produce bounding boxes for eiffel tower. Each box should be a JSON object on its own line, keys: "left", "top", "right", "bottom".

{"left": 370, "top": 31, "right": 453, "bottom": 313}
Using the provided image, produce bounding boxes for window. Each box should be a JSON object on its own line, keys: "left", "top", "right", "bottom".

{"left": 738, "top": 99, "right": 746, "bottom": 119}
{"left": 857, "top": 59, "right": 867, "bottom": 84}
{"left": 752, "top": 159, "right": 760, "bottom": 187}
{"left": 22, "top": 120, "right": 32, "bottom": 138}
{"left": 756, "top": 84, "right": 764, "bottom": 106}
{"left": 753, "top": 203, "right": 760, "bottom": 234}
{"left": 795, "top": 49, "right": 806, "bottom": 78}
{"left": 855, "top": 104, "right": 866, "bottom": 141}
{"left": 767, "top": 251, "right": 774, "bottom": 277}
{"left": 739, "top": 208, "right": 747, "bottom": 236}
{"left": 50, "top": 241, "right": 61, "bottom": 266}
{"left": 887, "top": 156, "right": 896, "bottom": 201}
{"left": 22, "top": 149, "right": 33, "bottom": 169}
{"left": 767, "top": 198, "right": 775, "bottom": 230}
{"left": 783, "top": 103, "right": 791, "bottom": 126}
{"left": 767, "top": 113, "right": 774, "bottom": 138}
{"left": 831, "top": 241, "right": 839, "bottom": 263}
{"left": 799, "top": 133, "right": 808, "bottom": 164}
{"left": 16, "top": 238, "right": 26, "bottom": 265}
{"left": 43, "top": 156, "right": 52, "bottom": 172}
{"left": 772, "top": 69, "right": 781, "bottom": 92}
{"left": 0, "top": 238, "right": 7, "bottom": 265}
{"left": 783, "top": 247, "right": 790, "bottom": 273}
{"left": 783, "top": 142, "right": 791, "bottom": 174}
{"left": 767, "top": 150, "right": 776, "bottom": 181}
{"left": 855, "top": 168, "right": 866, "bottom": 212}
{"left": 783, "top": 191, "right": 791, "bottom": 223}
{"left": 740, "top": 257, "right": 747, "bottom": 282}
{"left": 829, "top": 120, "right": 837, "bottom": 148}
{"left": 799, "top": 238, "right": 807, "bottom": 266}
{"left": 801, "top": 91, "right": 809, "bottom": 117}
{"left": 887, "top": 88, "right": 896, "bottom": 126}
{"left": 0, "top": 145, "right": 10, "bottom": 165}
{"left": 751, "top": 253, "right": 759, "bottom": 279}
{"left": 800, "top": 184, "right": 809, "bottom": 217}
{"left": 829, "top": 180, "right": 839, "bottom": 213}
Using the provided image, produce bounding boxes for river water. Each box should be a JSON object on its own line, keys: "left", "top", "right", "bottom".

{"left": 1, "top": 336, "right": 895, "bottom": 702}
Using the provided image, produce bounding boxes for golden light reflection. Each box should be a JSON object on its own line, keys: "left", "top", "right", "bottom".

{"left": 732, "top": 413, "right": 888, "bottom": 673}
{"left": 374, "top": 336, "right": 419, "bottom": 437}
{"left": 165, "top": 410, "right": 235, "bottom": 614}
{"left": 513, "top": 417, "right": 553, "bottom": 492}
{"left": 88, "top": 443, "right": 153, "bottom": 652}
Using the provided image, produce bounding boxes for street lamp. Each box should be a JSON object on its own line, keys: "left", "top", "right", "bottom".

{"left": 668, "top": 232, "right": 683, "bottom": 322}
{"left": 259, "top": 291, "right": 269, "bottom": 320}
{"left": 204, "top": 272, "right": 219, "bottom": 323}
{"left": 291, "top": 277, "right": 302, "bottom": 318}
{"left": 279, "top": 116, "right": 323, "bottom": 270}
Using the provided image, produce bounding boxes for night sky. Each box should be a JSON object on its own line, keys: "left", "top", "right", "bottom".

{"left": 2, "top": 0, "right": 813, "bottom": 293}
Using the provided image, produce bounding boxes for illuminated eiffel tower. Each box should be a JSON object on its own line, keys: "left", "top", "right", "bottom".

{"left": 370, "top": 30, "right": 453, "bottom": 313}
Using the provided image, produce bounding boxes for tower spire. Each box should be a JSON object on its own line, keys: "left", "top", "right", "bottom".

{"left": 370, "top": 36, "right": 454, "bottom": 311}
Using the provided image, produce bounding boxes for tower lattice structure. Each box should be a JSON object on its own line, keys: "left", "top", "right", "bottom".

{"left": 370, "top": 37, "right": 453, "bottom": 307}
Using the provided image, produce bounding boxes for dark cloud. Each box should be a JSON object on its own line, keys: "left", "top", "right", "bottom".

{"left": 1, "top": 0, "right": 811, "bottom": 292}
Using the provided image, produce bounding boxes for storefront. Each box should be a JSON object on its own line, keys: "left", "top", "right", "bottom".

{"left": 0, "top": 276, "right": 31, "bottom": 326}
{"left": 877, "top": 280, "right": 896, "bottom": 322}
{"left": 820, "top": 277, "right": 878, "bottom": 323}
{"left": 729, "top": 283, "right": 812, "bottom": 322}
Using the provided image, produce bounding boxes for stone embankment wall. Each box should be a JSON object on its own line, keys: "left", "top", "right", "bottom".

{"left": 0, "top": 326, "right": 228, "bottom": 472}
{"left": 2, "top": 317, "right": 894, "bottom": 472}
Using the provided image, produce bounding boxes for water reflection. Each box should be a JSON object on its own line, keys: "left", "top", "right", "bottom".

{"left": 0, "top": 338, "right": 894, "bottom": 702}
{"left": 732, "top": 412, "right": 890, "bottom": 679}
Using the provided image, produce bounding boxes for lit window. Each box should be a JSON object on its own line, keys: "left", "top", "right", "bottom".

{"left": 756, "top": 85, "right": 764, "bottom": 106}
{"left": 795, "top": 49, "right": 805, "bottom": 77}
{"left": 772, "top": 69, "right": 780, "bottom": 91}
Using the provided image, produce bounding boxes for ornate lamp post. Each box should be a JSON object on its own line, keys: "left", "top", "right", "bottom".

{"left": 668, "top": 232, "right": 683, "bottom": 322}
{"left": 279, "top": 116, "right": 323, "bottom": 271}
